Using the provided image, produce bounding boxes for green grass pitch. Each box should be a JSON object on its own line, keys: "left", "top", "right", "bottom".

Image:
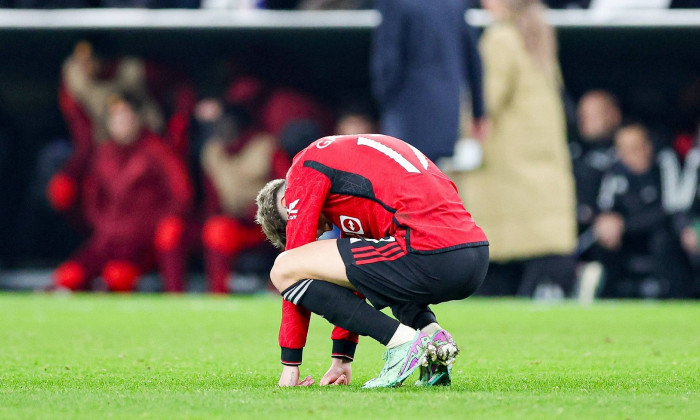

{"left": 0, "top": 293, "right": 698, "bottom": 419}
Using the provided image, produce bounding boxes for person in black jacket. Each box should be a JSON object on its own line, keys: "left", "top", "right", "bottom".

{"left": 594, "top": 123, "right": 690, "bottom": 298}
{"left": 666, "top": 121, "right": 700, "bottom": 298}
{"left": 570, "top": 90, "right": 621, "bottom": 237}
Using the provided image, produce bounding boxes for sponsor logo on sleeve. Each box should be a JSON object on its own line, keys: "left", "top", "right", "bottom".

{"left": 287, "top": 199, "right": 300, "bottom": 220}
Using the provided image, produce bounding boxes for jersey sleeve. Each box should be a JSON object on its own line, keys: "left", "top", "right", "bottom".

{"left": 278, "top": 162, "right": 331, "bottom": 365}
{"left": 279, "top": 154, "right": 361, "bottom": 365}
{"left": 285, "top": 165, "right": 331, "bottom": 249}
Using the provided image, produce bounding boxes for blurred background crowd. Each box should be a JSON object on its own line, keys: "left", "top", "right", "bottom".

{"left": 0, "top": 0, "right": 699, "bottom": 300}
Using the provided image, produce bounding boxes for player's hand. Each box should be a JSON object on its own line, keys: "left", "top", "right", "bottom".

{"left": 278, "top": 365, "right": 315, "bottom": 387}
{"left": 320, "top": 358, "right": 352, "bottom": 386}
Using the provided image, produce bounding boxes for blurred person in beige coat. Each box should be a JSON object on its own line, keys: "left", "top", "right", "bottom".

{"left": 455, "top": 0, "right": 576, "bottom": 296}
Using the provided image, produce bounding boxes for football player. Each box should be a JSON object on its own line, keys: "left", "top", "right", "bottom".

{"left": 256, "top": 134, "right": 489, "bottom": 388}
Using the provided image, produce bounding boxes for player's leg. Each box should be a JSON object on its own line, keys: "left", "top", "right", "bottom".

{"left": 390, "top": 302, "right": 438, "bottom": 331}
{"left": 271, "top": 239, "right": 352, "bottom": 290}
{"left": 269, "top": 239, "right": 430, "bottom": 387}
{"left": 389, "top": 302, "right": 455, "bottom": 386}
{"left": 334, "top": 238, "right": 489, "bottom": 386}
{"left": 270, "top": 239, "right": 415, "bottom": 346}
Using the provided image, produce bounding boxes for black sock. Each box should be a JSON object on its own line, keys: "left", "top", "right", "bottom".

{"left": 390, "top": 302, "right": 437, "bottom": 330}
{"left": 281, "top": 280, "right": 399, "bottom": 345}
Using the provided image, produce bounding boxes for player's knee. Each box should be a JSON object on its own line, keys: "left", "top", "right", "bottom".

{"left": 54, "top": 261, "right": 86, "bottom": 290}
{"left": 202, "top": 216, "right": 240, "bottom": 255}
{"left": 154, "top": 216, "right": 185, "bottom": 253}
{"left": 102, "top": 261, "right": 140, "bottom": 292}
{"left": 270, "top": 251, "right": 297, "bottom": 292}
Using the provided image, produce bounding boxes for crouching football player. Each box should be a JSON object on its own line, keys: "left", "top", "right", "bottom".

{"left": 255, "top": 134, "right": 489, "bottom": 388}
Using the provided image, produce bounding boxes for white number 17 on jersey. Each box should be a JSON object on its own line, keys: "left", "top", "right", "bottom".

{"left": 357, "top": 136, "right": 429, "bottom": 174}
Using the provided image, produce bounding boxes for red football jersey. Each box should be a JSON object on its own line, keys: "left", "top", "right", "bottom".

{"left": 279, "top": 134, "right": 488, "bottom": 362}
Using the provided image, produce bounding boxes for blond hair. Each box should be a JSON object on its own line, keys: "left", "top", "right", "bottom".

{"left": 504, "top": 0, "right": 558, "bottom": 78}
{"left": 255, "top": 179, "right": 287, "bottom": 249}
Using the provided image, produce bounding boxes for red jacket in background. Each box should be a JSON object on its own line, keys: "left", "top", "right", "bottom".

{"left": 83, "top": 131, "right": 193, "bottom": 245}
{"left": 261, "top": 88, "right": 335, "bottom": 137}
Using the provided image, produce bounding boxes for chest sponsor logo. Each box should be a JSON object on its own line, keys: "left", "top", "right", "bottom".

{"left": 340, "top": 215, "right": 364, "bottom": 235}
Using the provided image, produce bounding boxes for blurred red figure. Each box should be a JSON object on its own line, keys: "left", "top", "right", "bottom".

{"left": 226, "top": 75, "right": 334, "bottom": 140}
{"left": 53, "top": 93, "right": 193, "bottom": 292}
{"left": 49, "top": 41, "right": 196, "bottom": 224}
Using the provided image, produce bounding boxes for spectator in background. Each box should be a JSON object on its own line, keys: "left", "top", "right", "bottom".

{"left": 673, "top": 77, "right": 700, "bottom": 158}
{"left": 61, "top": 41, "right": 163, "bottom": 144}
{"left": 371, "top": 0, "right": 487, "bottom": 163}
{"left": 50, "top": 41, "right": 196, "bottom": 231}
{"left": 194, "top": 97, "right": 284, "bottom": 293}
{"left": 49, "top": 41, "right": 165, "bottom": 223}
{"left": 189, "top": 76, "right": 329, "bottom": 293}
{"left": 668, "top": 121, "right": 700, "bottom": 297}
{"left": 53, "top": 93, "right": 193, "bottom": 293}
{"left": 458, "top": 0, "right": 577, "bottom": 298}
{"left": 225, "top": 75, "right": 334, "bottom": 162}
{"left": 334, "top": 101, "right": 377, "bottom": 135}
{"left": 570, "top": 90, "right": 621, "bottom": 236}
{"left": 226, "top": 75, "right": 334, "bottom": 145}
{"left": 595, "top": 123, "right": 691, "bottom": 298}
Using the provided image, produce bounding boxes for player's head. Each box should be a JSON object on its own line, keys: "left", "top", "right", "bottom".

{"left": 256, "top": 179, "right": 288, "bottom": 249}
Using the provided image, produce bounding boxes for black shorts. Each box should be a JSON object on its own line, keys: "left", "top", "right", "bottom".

{"left": 337, "top": 237, "right": 489, "bottom": 310}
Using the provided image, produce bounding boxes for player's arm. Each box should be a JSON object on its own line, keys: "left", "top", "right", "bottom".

{"left": 277, "top": 165, "right": 331, "bottom": 372}
{"left": 278, "top": 163, "right": 361, "bottom": 386}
